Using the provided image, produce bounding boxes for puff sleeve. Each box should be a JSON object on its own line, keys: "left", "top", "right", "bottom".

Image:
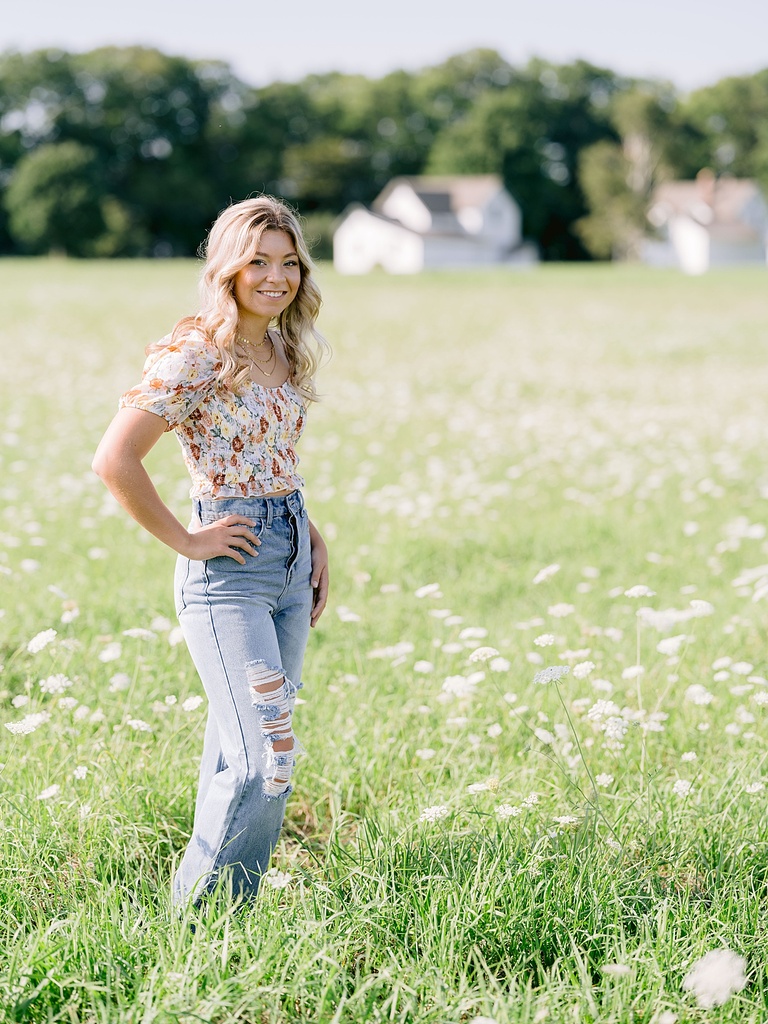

{"left": 119, "top": 332, "right": 221, "bottom": 431}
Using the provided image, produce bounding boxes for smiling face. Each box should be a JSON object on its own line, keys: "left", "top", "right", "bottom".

{"left": 232, "top": 228, "right": 302, "bottom": 332}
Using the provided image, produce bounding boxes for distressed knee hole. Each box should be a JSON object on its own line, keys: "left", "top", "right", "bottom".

{"left": 246, "top": 660, "right": 304, "bottom": 799}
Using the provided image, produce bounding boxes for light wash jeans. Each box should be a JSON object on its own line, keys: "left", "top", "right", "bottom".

{"left": 172, "top": 490, "right": 312, "bottom": 906}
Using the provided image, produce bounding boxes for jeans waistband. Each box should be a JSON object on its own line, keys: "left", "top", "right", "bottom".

{"left": 195, "top": 491, "right": 304, "bottom": 526}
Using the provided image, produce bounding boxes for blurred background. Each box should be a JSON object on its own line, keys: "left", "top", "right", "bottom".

{"left": 1, "top": 0, "right": 767, "bottom": 268}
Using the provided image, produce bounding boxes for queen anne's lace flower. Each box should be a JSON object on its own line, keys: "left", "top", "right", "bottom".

{"left": 533, "top": 665, "right": 570, "bottom": 685}
{"left": 682, "top": 948, "right": 747, "bottom": 1008}
{"left": 419, "top": 805, "right": 449, "bottom": 823}
{"left": 26, "top": 629, "right": 57, "bottom": 654}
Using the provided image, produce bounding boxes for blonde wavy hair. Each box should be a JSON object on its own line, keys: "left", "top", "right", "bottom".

{"left": 168, "top": 196, "right": 328, "bottom": 402}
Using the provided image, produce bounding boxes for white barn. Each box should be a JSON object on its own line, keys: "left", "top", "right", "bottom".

{"left": 333, "top": 174, "right": 537, "bottom": 274}
{"left": 643, "top": 171, "right": 768, "bottom": 274}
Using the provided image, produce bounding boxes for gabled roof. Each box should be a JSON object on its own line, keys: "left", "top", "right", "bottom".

{"left": 372, "top": 174, "right": 506, "bottom": 214}
{"left": 649, "top": 174, "right": 766, "bottom": 230}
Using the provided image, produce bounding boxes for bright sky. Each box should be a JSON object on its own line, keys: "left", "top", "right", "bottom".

{"left": 3, "top": 0, "right": 767, "bottom": 92}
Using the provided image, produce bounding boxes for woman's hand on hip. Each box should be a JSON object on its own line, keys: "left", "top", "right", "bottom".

{"left": 308, "top": 520, "right": 329, "bottom": 626}
{"left": 183, "top": 516, "right": 261, "bottom": 564}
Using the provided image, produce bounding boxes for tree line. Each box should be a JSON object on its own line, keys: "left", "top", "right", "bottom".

{"left": 1, "top": 46, "right": 766, "bottom": 260}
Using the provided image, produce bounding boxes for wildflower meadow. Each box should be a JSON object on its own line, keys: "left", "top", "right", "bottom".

{"left": 1, "top": 259, "right": 768, "bottom": 1022}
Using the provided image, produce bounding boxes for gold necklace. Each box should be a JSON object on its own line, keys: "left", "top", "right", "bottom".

{"left": 239, "top": 332, "right": 276, "bottom": 377}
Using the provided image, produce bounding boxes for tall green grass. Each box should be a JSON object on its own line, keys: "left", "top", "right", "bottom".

{"left": 1, "top": 260, "right": 768, "bottom": 1021}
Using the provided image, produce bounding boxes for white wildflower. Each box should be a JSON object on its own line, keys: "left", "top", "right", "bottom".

{"left": 595, "top": 773, "right": 614, "bottom": 787}
{"left": 150, "top": 615, "right": 172, "bottom": 631}
{"left": 533, "top": 665, "right": 570, "bottom": 685}
{"left": 572, "top": 660, "right": 595, "bottom": 680}
{"left": 712, "top": 656, "right": 732, "bottom": 670}
{"left": 534, "top": 727, "right": 555, "bottom": 744}
{"left": 489, "top": 656, "right": 511, "bottom": 672}
{"left": 122, "top": 628, "right": 157, "bottom": 640}
{"left": 168, "top": 627, "right": 185, "bottom": 647}
{"left": 680, "top": 751, "right": 698, "bottom": 762}
{"left": 745, "top": 782, "right": 764, "bottom": 794}
{"left": 182, "top": 695, "right": 204, "bottom": 712}
{"left": 468, "top": 646, "right": 499, "bottom": 662}
{"left": 37, "top": 784, "right": 60, "bottom": 800}
{"left": 11, "top": 695, "right": 29, "bottom": 708}
{"left": 689, "top": 599, "right": 715, "bottom": 617}
{"left": 419, "top": 804, "right": 449, "bottom": 823}
{"left": 5, "top": 711, "right": 51, "bottom": 735}
{"left": 624, "top": 585, "right": 656, "bottom": 598}
{"left": 588, "top": 699, "right": 620, "bottom": 721}
{"left": 61, "top": 607, "right": 79, "bottom": 624}
{"left": 753, "top": 691, "right": 768, "bottom": 706}
{"left": 496, "top": 804, "right": 521, "bottom": 819}
{"left": 26, "top": 629, "right": 57, "bottom": 654}
{"left": 58, "top": 697, "right": 78, "bottom": 710}
{"left": 657, "top": 635, "right": 689, "bottom": 656}
{"left": 126, "top": 718, "right": 152, "bottom": 732}
{"left": 521, "top": 793, "right": 539, "bottom": 807}
{"left": 553, "top": 814, "right": 580, "bottom": 828}
{"left": 413, "top": 660, "right": 434, "bottom": 673}
{"left": 682, "top": 948, "right": 747, "bottom": 1008}
{"left": 672, "top": 779, "right": 692, "bottom": 798}
{"left": 263, "top": 868, "right": 292, "bottom": 889}
{"left": 39, "top": 674, "right": 73, "bottom": 694}
{"left": 108, "top": 673, "right": 131, "bottom": 692}
{"left": 534, "top": 634, "right": 555, "bottom": 647}
{"left": 731, "top": 661, "right": 754, "bottom": 676}
{"left": 441, "top": 675, "right": 476, "bottom": 699}
{"left": 467, "top": 782, "right": 490, "bottom": 794}
{"left": 459, "top": 627, "right": 488, "bottom": 640}
{"left": 165, "top": 695, "right": 177, "bottom": 705}
{"left": 685, "top": 684, "right": 714, "bottom": 705}
{"left": 601, "top": 963, "right": 632, "bottom": 977}
{"left": 621, "top": 665, "right": 645, "bottom": 680}
{"left": 98, "top": 642, "right": 122, "bottom": 663}
{"left": 548, "top": 603, "right": 575, "bottom": 617}
{"left": 414, "top": 583, "right": 441, "bottom": 598}
{"left": 73, "top": 766, "right": 88, "bottom": 780}
{"left": 533, "top": 563, "right": 560, "bottom": 584}
{"left": 603, "top": 717, "right": 629, "bottom": 741}
{"left": 415, "top": 748, "right": 436, "bottom": 760}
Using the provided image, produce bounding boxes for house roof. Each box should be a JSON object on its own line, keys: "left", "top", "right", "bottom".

{"left": 372, "top": 174, "right": 506, "bottom": 215}
{"left": 649, "top": 174, "right": 766, "bottom": 231}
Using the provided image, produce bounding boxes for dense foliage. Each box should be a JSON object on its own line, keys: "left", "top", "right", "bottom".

{"left": 0, "top": 46, "right": 766, "bottom": 259}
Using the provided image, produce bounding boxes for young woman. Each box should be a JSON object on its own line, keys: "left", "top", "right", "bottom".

{"left": 93, "top": 197, "right": 329, "bottom": 906}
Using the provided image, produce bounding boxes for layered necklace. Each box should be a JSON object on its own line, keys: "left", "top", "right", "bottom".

{"left": 239, "top": 330, "right": 276, "bottom": 377}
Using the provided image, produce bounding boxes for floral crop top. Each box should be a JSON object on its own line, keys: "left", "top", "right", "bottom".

{"left": 119, "top": 329, "right": 306, "bottom": 499}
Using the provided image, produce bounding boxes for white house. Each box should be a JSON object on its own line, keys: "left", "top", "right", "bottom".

{"left": 643, "top": 171, "right": 768, "bottom": 274}
{"left": 333, "top": 174, "right": 537, "bottom": 274}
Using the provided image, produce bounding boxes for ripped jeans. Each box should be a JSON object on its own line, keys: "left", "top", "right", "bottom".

{"left": 172, "top": 490, "right": 312, "bottom": 906}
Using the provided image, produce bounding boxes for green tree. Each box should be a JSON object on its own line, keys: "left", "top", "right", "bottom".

{"left": 427, "top": 60, "right": 623, "bottom": 259}
{"left": 684, "top": 70, "right": 768, "bottom": 185}
{"left": 5, "top": 140, "right": 107, "bottom": 255}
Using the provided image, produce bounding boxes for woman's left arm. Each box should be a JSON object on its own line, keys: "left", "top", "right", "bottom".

{"left": 307, "top": 518, "right": 329, "bottom": 627}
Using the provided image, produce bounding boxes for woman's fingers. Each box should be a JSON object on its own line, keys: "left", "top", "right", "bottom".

{"left": 310, "top": 566, "right": 329, "bottom": 626}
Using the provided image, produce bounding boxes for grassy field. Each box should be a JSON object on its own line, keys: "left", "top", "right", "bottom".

{"left": 1, "top": 259, "right": 768, "bottom": 1022}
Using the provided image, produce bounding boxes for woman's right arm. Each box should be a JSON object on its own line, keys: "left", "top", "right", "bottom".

{"left": 92, "top": 407, "right": 260, "bottom": 563}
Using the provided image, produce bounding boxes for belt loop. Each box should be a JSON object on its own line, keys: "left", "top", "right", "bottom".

{"left": 265, "top": 500, "right": 273, "bottom": 528}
